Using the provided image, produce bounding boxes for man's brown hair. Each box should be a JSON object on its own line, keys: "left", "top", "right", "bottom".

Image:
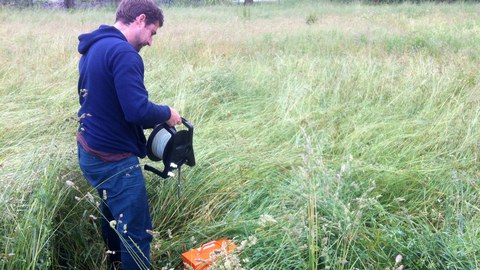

{"left": 116, "top": 0, "right": 164, "bottom": 27}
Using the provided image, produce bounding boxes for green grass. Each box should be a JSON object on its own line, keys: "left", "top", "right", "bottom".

{"left": 1, "top": 1, "right": 480, "bottom": 269}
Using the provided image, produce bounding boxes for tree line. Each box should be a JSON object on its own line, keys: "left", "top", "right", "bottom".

{"left": 0, "top": 0, "right": 255, "bottom": 8}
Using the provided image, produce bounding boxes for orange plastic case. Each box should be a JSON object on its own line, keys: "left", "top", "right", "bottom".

{"left": 182, "top": 239, "right": 237, "bottom": 270}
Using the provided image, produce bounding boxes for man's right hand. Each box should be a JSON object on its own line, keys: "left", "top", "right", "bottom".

{"left": 167, "top": 107, "right": 182, "bottom": 126}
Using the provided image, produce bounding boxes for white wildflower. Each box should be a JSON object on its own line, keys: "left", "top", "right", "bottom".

{"left": 224, "top": 259, "right": 232, "bottom": 269}
{"left": 237, "top": 235, "right": 257, "bottom": 251}
{"left": 238, "top": 240, "right": 248, "bottom": 251}
{"left": 258, "top": 214, "right": 277, "bottom": 227}
{"left": 106, "top": 250, "right": 116, "bottom": 254}
{"left": 248, "top": 236, "right": 257, "bottom": 245}
{"left": 103, "top": 190, "right": 107, "bottom": 200}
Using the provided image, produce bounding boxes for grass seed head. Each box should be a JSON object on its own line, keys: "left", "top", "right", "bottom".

{"left": 86, "top": 192, "right": 95, "bottom": 203}
{"left": 395, "top": 254, "right": 403, "bottom": 264}
{"left": 65, "top": 180, "right": 76, "bottom": 188}
{"left": 109, "top": 220, "right": 117, "bottom": 229}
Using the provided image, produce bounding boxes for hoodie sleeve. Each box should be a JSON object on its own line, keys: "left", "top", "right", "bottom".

{"left": 111, "top": 49, "right": 171, "bottom": 128}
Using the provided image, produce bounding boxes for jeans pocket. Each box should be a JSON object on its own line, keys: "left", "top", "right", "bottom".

{"left": 119, "top": 166, "right": 145, "bottom": 197}
{"left": 99, "top": 158, "right": 142, "bottom": 200}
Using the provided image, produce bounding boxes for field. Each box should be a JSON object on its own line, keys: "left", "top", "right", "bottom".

{"left": 1, "top": 1, "right": 480, "bottom": 269}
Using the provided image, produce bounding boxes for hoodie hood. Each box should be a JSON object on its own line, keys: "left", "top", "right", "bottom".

{"left": 78, "top": 25, "right": 126, "bottom": 55}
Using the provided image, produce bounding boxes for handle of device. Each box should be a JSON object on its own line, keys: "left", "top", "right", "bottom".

{"left": 181, "top": 117, "right": 193, "bottom": 131}
{"left": 144, "top": 164, "right": 168, "bottom": 179}
{"left": 145, "top": 164, "right": 182, "bottom": 199}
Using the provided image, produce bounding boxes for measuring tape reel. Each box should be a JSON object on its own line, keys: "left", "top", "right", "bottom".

{"left": 145, "top": 118, "right": 195, "bottom": 180}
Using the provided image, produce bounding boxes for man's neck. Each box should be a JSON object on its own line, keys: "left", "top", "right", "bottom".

{"left": 113, "top": 22, "right": 132, "bottom": 43}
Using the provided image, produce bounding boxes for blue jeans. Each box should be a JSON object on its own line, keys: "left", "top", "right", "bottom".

{"left": 78, "top": 144, "right": 152, "bottom": 270}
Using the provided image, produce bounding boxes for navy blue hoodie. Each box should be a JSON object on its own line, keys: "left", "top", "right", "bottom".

{"left": 77, "top": 25, "right": 170, "bottom": 158}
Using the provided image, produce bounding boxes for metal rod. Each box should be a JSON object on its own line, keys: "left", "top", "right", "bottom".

{"left": 177, "top": 165, "right": 182, "bottom": 199}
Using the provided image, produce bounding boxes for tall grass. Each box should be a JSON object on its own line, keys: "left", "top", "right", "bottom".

{"left": 1, "top": 1, "right": 479, "bottom": 269}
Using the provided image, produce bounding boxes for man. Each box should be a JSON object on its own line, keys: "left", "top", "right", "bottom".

{"left": 76, "top": 0, "right": 180, "bottom": 269}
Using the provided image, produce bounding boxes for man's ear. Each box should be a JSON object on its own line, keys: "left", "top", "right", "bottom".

{"left": 136, "top": 14, "right": 147, "bottom": 25}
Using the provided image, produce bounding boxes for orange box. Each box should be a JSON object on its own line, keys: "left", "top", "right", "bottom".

{"left": 182, "top": 239, "right": 237, "bottom": 270}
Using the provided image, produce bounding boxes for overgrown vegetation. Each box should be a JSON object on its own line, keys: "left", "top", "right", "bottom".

{"left": 1, "top": 1, "right": 479, "bottom": 269}
{"left": 4, "top": 0, "right": 480, "bottom": 9}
